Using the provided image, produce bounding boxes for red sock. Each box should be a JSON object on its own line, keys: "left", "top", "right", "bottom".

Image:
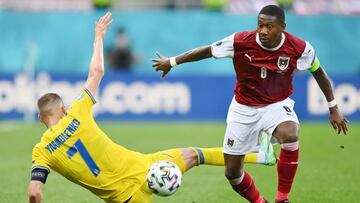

{"left": 232, "top": 171, "right": 264, "bottom": 203}
{"left": 276, "top": 148, "right": 299, "bottom": 202}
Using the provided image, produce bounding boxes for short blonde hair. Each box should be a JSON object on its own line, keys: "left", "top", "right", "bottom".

{"left": 37, "top": 93, "right": 63, "bottom": 117}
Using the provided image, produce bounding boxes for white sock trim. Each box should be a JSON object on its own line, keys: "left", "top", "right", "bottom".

{"left": 281, "top": 141, "right": 299, "bottom": 151}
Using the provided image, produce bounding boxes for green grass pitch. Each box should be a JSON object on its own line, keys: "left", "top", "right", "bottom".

{"left": 0, "top": 121, "right": 359, "bottom": 203}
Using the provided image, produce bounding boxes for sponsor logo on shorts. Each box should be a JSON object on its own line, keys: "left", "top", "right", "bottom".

{"left": 227, "top": 138, "right": 234, "bottom": 147}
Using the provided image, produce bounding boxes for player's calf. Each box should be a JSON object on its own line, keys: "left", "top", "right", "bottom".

{"left": 227, "top": 170, "right": 267, "bottom": 203}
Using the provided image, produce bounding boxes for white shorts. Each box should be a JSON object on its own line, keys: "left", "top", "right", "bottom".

{"left": 223, "top": 97, "right": 299, "bottom": 155}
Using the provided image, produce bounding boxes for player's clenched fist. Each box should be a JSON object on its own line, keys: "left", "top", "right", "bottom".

{"left": 95, "top": 11, "right": 113, "bottom": 38}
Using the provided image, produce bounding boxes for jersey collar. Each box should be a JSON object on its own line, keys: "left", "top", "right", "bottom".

{"left": 256, "top": 32, "right": 285, "bottom": 51}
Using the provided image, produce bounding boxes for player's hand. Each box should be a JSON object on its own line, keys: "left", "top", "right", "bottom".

{"left": 95, "top": 11, "right": 113, "bottom": 39}
{"left": 329, "top": 106, "right": 349, "bottom": 135}
{"left": 152, "top": 52, "right": 172, "bottom": 79}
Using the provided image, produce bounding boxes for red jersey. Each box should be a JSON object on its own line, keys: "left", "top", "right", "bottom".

{"left": 211, "top": 30, "right": 317, "bottom": 106}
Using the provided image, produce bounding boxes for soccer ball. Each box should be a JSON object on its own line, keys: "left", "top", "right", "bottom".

{"left": 146, "top": 161, "right": 182, "bottom": 196}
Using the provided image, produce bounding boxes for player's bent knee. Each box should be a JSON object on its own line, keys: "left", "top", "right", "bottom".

{"left": 281, "top": 130, "right": 298, "bottom": 143}
{"left": 285, "top": 135, "right": 298, "bottom": 143}
{"left": 274, "top": 122, "right": 299, "bottom": 143}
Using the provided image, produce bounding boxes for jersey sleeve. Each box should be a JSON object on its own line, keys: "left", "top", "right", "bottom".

{"left": 31, "top": 144, "right": 51, "bottom": 172}
{"left": 67, "top": 88, "right": 96, "bottom": 119}
{"left": 297, "top": 41, "right": 320, "bottom": 72}
{"left": 211, "top": 33, "right": 235, "bottom": 59}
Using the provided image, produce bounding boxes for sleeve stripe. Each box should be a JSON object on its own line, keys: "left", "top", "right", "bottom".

{"left": 32, "top": 166, "right": 50, "bottom": 173}
{"left": 83, "top": 88, "right": 96, "bottom": 104}
{"left": 309, "top": 57, "right": 321, "bottom": 73}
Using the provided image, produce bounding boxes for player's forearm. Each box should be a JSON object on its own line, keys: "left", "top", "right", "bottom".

{"left": 29, "top": 195, "right": 42, "bottom": 203}
{"left": 88, "top": 36, "right": 105, "bottom": 77}
{"left": 28, "top": 181, "right": 44, "bottom": 203}
{"left": 174, "top": 46, "right": 212, "bottom": 65}
{"left": 312, "top": 66, "right": 336, "bottom": 107}
{"left": 28, "top": 188, "right": 42, "bottom": 203}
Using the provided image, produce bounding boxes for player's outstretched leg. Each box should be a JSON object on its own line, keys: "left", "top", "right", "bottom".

{"left": 189, "top": 140, "right": 276, "bottom": 167}
{"left": 178, "top": 142, "right": 277, "bottom": 174}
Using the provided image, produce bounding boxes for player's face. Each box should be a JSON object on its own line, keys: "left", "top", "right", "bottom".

{"left": 257, "top": 14, "right": 285, "bottom": 48}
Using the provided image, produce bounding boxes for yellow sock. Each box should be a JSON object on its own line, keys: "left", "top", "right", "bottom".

{"left": 192, "top": 148, "right": 262, "bottom": 165}
{"left": 191, "top": 147, "right": 224, "bottom": 166}
{"left": 243, "top": 153, "right": 259, "bottom": 164}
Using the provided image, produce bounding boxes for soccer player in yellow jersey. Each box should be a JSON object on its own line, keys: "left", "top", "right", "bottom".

{"left": 28, "top": 12, "right": 276, "bottom": 203}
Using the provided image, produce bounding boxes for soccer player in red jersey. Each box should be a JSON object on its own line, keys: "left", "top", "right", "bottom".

{"left": 152, "top": 5, "right": 349, "bottom": 203}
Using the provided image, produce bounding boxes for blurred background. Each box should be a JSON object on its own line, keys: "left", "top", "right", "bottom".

{"left": 0, "top": 0, "right": 360, "bottom": 122}
{"left": 0, "top": 1, "right": 360, "bottom": 202}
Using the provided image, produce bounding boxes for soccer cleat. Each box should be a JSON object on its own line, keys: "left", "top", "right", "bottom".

{"left": 276, "top": 199, "right": 290, "bottom": 203}
{"left": 259, "top": 131, "right": 277, "bottom": 166}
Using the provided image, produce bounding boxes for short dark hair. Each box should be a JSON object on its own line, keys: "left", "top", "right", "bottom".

{"left": 37, "top": 93, "right": 63, "bottom": 117}
{"left": 259, "top": 5, "right": 285, "bottom": 23}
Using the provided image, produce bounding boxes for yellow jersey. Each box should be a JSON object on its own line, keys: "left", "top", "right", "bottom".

{"left": 31, "top": 89, "right": 151, "bottom": 202}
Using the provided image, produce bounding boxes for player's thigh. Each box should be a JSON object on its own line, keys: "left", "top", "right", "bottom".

{"left": 224, "top": 121, "right": 262, "bottom": 155}
{"left": 262, "top": 98, "right": 300, "bottom": 144}
{"left": 147, "top": 149, "right": 186, "bottom": 173}
{"left": 224, "top": 98, "right": 262, "bottom": 155}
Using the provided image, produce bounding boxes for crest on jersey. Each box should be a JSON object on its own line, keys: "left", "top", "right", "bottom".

{"left": 277, "top": 56, "right": 290, "bottom": 70}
